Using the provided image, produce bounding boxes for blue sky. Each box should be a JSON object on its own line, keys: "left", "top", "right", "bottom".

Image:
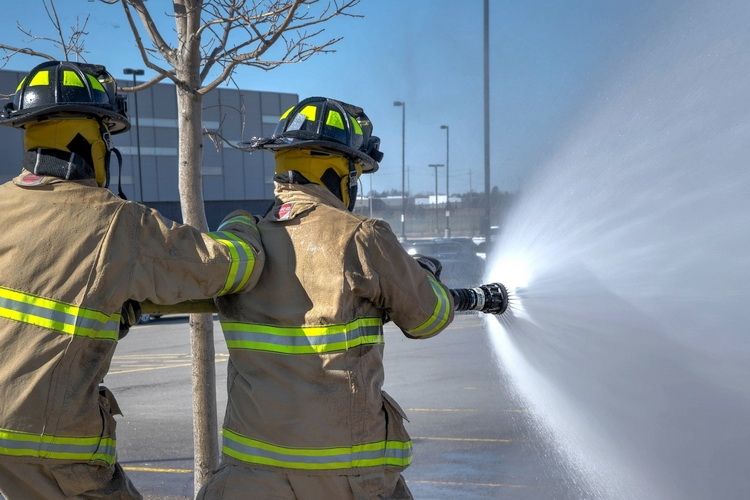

{"left": 1, "top": 0, "right": 676, "bottom": 195}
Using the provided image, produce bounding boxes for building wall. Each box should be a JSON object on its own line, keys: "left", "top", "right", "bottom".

{"left": 0, "top": 69, "right": 296, "bottom": 225}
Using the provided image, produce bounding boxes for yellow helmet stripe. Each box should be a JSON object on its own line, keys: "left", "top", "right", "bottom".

{"left": 349, "top": 116, "right": 363, "bottom": 135}
{"left": 29, "top": 71, "right": 49, "bottom": 87}
{"left": 299, "top": 105, "right": 317, "bottom": 122}
{"left": 326, "top": 110, "right": 345, "bottom": 130}
{"left": 63, "top": 70, "right": 84, "bottom": 87}
{"left": 279, "top": 106, "right": 294, "bottom": 120}
{"left": 15, "top": 77, "right": 26, "bottom": 92}
{"left": 86, "top": 74, "right": 105, "bottom": 92}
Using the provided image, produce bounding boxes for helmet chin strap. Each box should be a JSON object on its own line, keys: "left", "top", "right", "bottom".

{"left": 101, "top": 127, "right": 127, "bottom": 200}
{"left": 346, "top": 159, "right": 359, "bottom": 211}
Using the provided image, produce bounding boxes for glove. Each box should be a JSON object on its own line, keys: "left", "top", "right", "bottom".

{"left": 413, "top": 254, "right": 442, "bottom": 280}
{"left": 119, "top": 300, "right": 142, "bottom": 340}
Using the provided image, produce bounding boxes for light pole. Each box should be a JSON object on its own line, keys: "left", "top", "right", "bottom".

{"left": 483, "top": 0, "right": 491, "bottom": 244}
{"left": 123, "top": 68, "right": 144, "bottom": 201}
{"left": 440, "top": 124, "right": 450, "bottom": 238}
{"left": 428, "top": 163, "right": 444, "bottom": 236}
{"left": 393, "top": 100, "right": 406, "bottom": 240}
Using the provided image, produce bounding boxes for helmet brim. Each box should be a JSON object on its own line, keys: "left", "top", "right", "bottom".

{"left": 0, "top": 103, "right": 130, "bottom": 134}
{"left": 248, "top": 138, "right": 379, "bottom": 173}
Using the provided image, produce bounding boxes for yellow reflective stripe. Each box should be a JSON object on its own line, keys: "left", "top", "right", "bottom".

{"left": 0, "top": 285, "right": 120, "bottom": 341}
{"left": 15, "top": 77, "right": 26, "bottom": 92}
{"left": 326, "top": 110, "right": 345, "bottom": 130}
{"left": 208, "top": 231, "right": 255, "bottom": 295}
{"left": 86, "top": 74, "right": 105, "bottom": 92}
{"left": 29, "top": 71, "right": 49, "bottom": 86}
{"left": 220, "top": 231, "right": 255, "bottom": 291}
{"left": 222, "top": 428, "right": 412, "bottom": 470}
{"left": 221, "top": 317, "right": 383, "bottom": 354}
{"left": 63, "top": 70, "right": 84, "bottom": 87}
{"left": 280, "top": 106, "right": 295, "bottom": 120}
{"left": 300, "top": 105, "right": 317, "bottom": 122}
{"left": 349, "top": 116, "right": 363, "bottom": 135}
{"left": 406, "top": 277, "right": 451, "bottom": 336}
{"left": 0, "top": 427, "right": 116, "bottom": 465}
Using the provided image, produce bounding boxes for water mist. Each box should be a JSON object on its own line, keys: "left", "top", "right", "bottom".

{"left": 486, "top": 2, "right": 750, "bottom": 499}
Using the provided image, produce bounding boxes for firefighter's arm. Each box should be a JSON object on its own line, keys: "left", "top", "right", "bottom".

{"left": 350, "top": 220, "right": 454, "bottom": 339}
{"left": 119, "top": 204, "right": 264, "bottom": 305}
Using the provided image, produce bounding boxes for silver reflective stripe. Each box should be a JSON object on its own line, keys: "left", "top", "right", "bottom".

{"left": 222, "top": 429, "right": 412, "bottom": 470}
{"left": 207, "top": 231, "right": 255, "bottom": 295}
{"left": 223, "top": 324, "right": 382, "bottom": 347}
{"left": 0, "top": 427, "right": 116, "bottom": 464}
{"left": 0, "top": 437, "right": 110, "bottom": 456}
{"left": 220, "top": 318, "right": 384, "bottom": 354}
{"left": 0, "top": 286, "right": 120, "bottom": 341}
{"left": 407, "top": 278, "right": 450, "bottom": 336}
{"left": 224, "top": 438, "right": 390, "bottom": 465}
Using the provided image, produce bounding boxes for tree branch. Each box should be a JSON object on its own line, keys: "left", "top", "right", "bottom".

{"left": 0, "top": 44, "right": 55, "bottom": 67}
{"left": 120, "top": 0, "right": 176, "bottom": 85}
{"left": 125, "top": 0, "right": 177, "bottom": 66}
{"left": 119, "top": 73, "right": 170, "bottom": 92}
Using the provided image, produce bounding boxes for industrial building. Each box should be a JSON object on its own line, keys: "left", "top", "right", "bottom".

{"left": 0, "top": 68, "right": 297, "bottom": 228}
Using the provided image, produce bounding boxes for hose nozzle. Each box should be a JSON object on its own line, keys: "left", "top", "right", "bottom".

{"left": 450, "top": 282, "right": 509, "bottom": 316}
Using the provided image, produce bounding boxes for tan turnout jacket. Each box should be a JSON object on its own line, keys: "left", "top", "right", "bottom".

{"left": 215, "top": 182, "right": 454, "bottom": 476}
{"left": 0, "top": 172, "right": 263, "bottom": 470}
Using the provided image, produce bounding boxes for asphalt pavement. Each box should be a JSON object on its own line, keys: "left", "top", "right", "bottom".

{"left": 106, "top": 314, "right": 584, "bottom": 499}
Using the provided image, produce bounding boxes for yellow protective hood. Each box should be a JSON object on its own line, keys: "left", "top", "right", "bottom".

{"left": 24, "top": 118, "right": 109, "bottom": 186}
{"left": 274, "top": 149, "right": 362, "bottom": 209}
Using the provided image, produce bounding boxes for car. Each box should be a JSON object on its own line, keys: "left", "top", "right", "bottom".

{"left": 402, "top": 238, "right": 485, "bottom": 289}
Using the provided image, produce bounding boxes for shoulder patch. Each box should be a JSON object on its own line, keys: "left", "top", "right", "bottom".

{"left": 276, "top": 202, "right": 293, "bottom": 221}
{"left": 14, "top": 173, "right": 44, "bottom": 186}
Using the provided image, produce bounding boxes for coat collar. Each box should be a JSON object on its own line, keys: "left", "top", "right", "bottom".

{"left": 267, "top": 182, "right": 346, "bottom": 222}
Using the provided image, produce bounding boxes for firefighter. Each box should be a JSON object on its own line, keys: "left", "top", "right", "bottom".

{"left": 199, "top": 97, "right": 454, "bottom": 499}
{"left": 0, "top": 60, "right": 264, "bottom": 499}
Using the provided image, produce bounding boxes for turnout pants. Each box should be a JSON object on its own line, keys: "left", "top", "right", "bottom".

{"left": 0, "top": 460, "right": 141, "bottom": 500}
{"left": 197, "top": 464, "right": 413, "bottom": 500}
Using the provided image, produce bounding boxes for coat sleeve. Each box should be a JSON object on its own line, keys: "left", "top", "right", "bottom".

{"left": 114, "top": 204, "right": 264, "bottom": 305}
{"left": 349, "top": 219, "right": 454, "bottom": 339}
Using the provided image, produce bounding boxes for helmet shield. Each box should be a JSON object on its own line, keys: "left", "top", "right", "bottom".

{"left": 248, "top": 96, "right": 383, "bottom": 172}
{"left": 0, "top": 60, "right": 129, "bottom": 134}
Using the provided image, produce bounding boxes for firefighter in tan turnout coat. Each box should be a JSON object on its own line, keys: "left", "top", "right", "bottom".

{"left": 0, "top": 61, "right": 264, "bottom": 499}
{"left": 199, "top": 97, "right": 454, "bottom": 499}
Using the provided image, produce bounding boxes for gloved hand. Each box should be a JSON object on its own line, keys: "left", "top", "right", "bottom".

{"left": 119, "top": 300, "right": 142, "bottom": 340}
{"left": 413, "top": 254, "right": 442, "bottom": 280}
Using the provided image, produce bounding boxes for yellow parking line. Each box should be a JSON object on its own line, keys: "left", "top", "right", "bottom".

{"left": 412, "top": 436, "right": 513, "bottom": 443}
{"left": 410, "top": 479, "right": 526, "bottom": 488}
{"left": 123, "top": 465, "right": 192, "bottom": 474}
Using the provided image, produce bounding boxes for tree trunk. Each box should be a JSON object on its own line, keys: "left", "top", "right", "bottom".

{"left": 176, "top": 85, "right": 219, "bottom": 496}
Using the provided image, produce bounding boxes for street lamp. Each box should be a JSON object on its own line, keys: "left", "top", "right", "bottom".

{"left": 428, "top": 163, "right": 445, "bottom": 236}
{"left": 123, "top": 68, "right": 145, "bottom": 201}
{"left": 393, "top": 100, "right": 406, "bottom": 240}
{"left": 440, "top": 124, "right": 450, "bottom": 238}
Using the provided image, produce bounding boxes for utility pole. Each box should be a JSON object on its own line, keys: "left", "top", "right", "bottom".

{"left": 428, "top": 163, "right": 445, "bottom": 236}
{"left": 123, "top": 68, "right": 145, "bottom": 201}
{"left": 393, "top": 100, "right": 406, "bottom": 240}
{"left": 440, "top": 124, "right": 450, "bottom": 238}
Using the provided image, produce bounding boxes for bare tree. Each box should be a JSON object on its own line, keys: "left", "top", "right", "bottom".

{"left": 0, "top": 0, "right": 90, "bottom": 67}
{"left": 109, "top": 0, "right": 361, "bottom": 494}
